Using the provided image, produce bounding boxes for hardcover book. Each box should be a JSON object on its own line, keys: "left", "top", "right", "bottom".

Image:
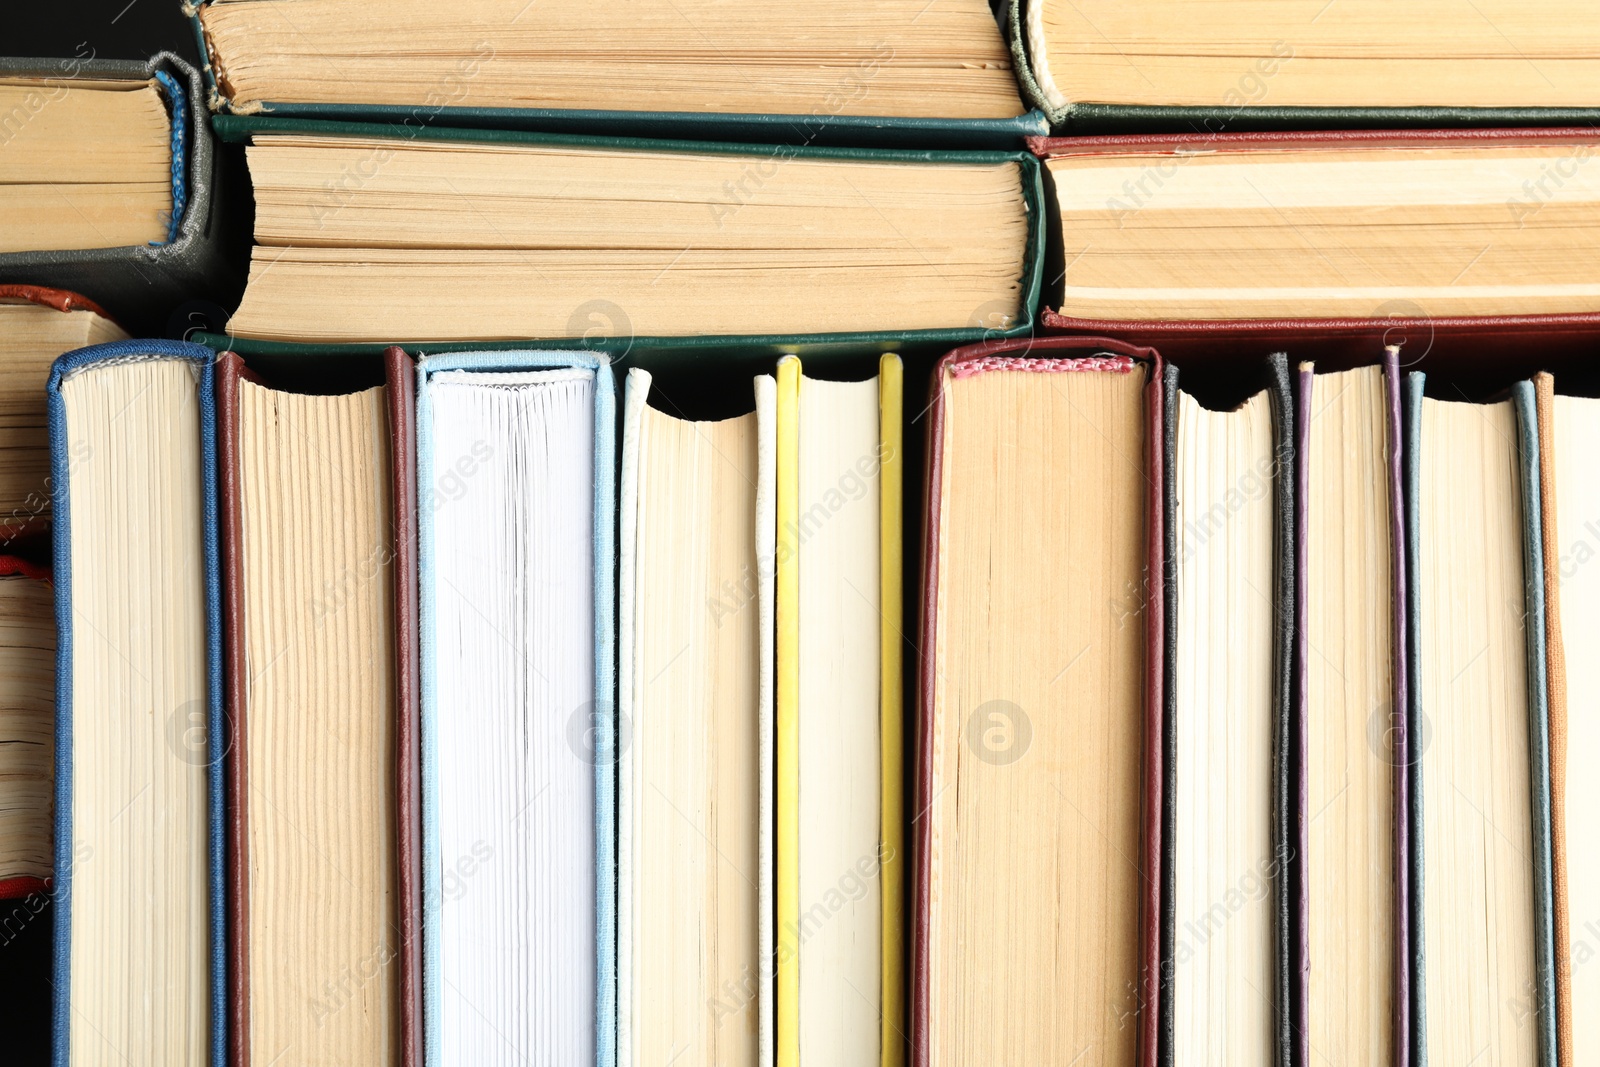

{"left": 217, "top": 349, "right": 419, "bottom": 1067}
{"left": 189, "top": 0, "right": 1045, "bottom": 148}
{"left": 774, "top": 355, "right": 904, "bottom": 1067}
{"left": 1293, "top": 351, "right": 1408, "bottom": 1067}
{"left": 0, "top": 551, "right": 58, "bottom": 1066}
{"left": 416, "top": 350, "right": 616, "bottom": 1067}
{"left": 1403, "top": 374, "right": 1557, "bottom": 1067}
{"left": 619, "top": 366, "right": 773, "bottom": 1067}
{"left": 0, "top": 286, "right": 124, "bottom": 540}
{"left": 0, "top": 55, "right": 242, "bottom": 336}
{"left": 1006, "top": 0, "right": 1600, "bottom": 131}
{"left": 914, "top": 335, "right": 1163, "bottom": 1067}
{"left": 1538, "top": 373, "right": 1600, "bottom": 1066}
{"left": 0, "top": 554, "right": 55, "bottom": 901}
{"left": 1031, "top": 129, "right": 1600, "bottom": 326}
{"left": 208, "top": 117, "right": 1043, "bottom": 349}
{"left": 1162, "top": 355, "right": 1294, "bottom": 1067}
{"left": 47, "top": 338, "right": 223, "bottom": 1067}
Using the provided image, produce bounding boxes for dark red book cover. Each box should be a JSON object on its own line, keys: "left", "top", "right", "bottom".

{"left": 218, "top": 349, "right": 420, "bottom": 1067}
{"left": 913, "top": 335, "right": 1164, "bottom": 1067}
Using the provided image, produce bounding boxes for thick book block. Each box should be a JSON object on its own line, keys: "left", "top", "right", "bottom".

{"left": 1031, "top": 128, "right": 1600, "bottom": 327}
{"left": 202, "top": 116, "right": 1044, "bottom": 350}
{"left": 1292, "top": 352, "right": 1409, "bottom": 1067}
{"left": 1160, "top": 355, "right": 1295, "bottom": 1067}
{"left": 1006, "top": 0, "right": 1600, "bottom": 132}
{"left": 619, "top": 366, "right": 774, "bottom": 1067}
{"left": 0, "top": 553, "right": 55, "bottom": 901}
{"left": 415, "top": 351, "right": 617, "bottom": 1067}
{"left": 773, "top": 356, "right": 905, "bottom": 1067}
{"left": 0, "top": 286, "right": 125, "bottom": 542}
{"left": 0, "top": 55, "right": 244, "bottom": 336}
{"left": 47, "top": 338, "right": 224, "bottom": 1067}
{"left": 217, "top": 349, "right": 419, "bottom": 1067}
{"left": 189, "top": 0, "right": 1046, "bottom": 149}
{"left": 914, "top": 335, "right": 1164, "bottom": 1067}
{"left": 1403, "top": 374, "right": 1557, "bottom": 1067}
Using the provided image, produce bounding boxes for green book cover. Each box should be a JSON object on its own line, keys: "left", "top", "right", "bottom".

{"left": 205, "top": 114, "right": 1047, "bottom": 355}
{"left": 188, "top": 3, "right": 1049, "bottom": 149}
{"left": 1006, "top": 0, "right": 1600, "bottom": 133}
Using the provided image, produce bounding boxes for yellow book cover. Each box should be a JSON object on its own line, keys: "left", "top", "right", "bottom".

{"left": 775, "top": 356, "right": 801, "bottom": 1067}
{"left": 775, "top": 354, "right": 904, "bottom": 1067}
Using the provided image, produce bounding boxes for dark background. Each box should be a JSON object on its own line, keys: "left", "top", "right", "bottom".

{"left": 8, "top": 12, "right": 200, "bottom": 1064}
{"left": 9, "top": 0, "right": 200, "bottom": 65}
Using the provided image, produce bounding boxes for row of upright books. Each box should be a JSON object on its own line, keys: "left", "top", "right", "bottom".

{"left": 5, "top": 2, "right": 1600, "bottom": 1067}
{"left": 17, "top": 322, "right": 1600, "bottom": 1067}
{"left": 13, "top": 309, "right": 1600, "bottom": 1067}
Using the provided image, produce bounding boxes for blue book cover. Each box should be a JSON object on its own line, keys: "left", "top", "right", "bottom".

{"left": 47, "top": 339, "right": 224, "bottom": 1067}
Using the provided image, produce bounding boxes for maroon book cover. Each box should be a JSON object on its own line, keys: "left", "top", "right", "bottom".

{"left": 219, "top": 349, "right": 420, "bottom": 1067}
{"left": 1030, "top": 127, "right": 1600, "bottom": 377}
{"left": 913, "top": 335, "right": 1164, "bottom": 1067}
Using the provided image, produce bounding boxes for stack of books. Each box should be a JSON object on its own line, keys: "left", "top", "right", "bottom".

{"left": 5, "top": 2, "right": 1600, "bottom": 1065}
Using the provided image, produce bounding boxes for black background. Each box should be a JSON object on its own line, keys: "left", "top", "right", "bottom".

{"left": 9, "top": 0, "right": 199, "bottom": 65}
{"left": 8, "top": 11, "right": 199, "bottom": 1065}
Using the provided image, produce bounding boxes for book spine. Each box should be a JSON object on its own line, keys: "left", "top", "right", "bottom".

{"left": 1159, "top": 363, "right": 1178, "bottom": 1067}
{"left": 1402, "top": 369, "right": 1425, "bottom": 1067}
{"left": 878, "top": 355, "right": 906, "bottom": 1067}
{"left": 774, "top": 357, "right": 801, "bottom": 1067}
{"left": 1533, "top": 375, "right": 1574, "bottom": 1067}
{"left": 43, "top": 339, "right": 223, "bottom": 1067}
{"left": 1512, "top": 383, "right": 1560, "bottom": 1067}
{"left": 1384, "top": 350, "right": 1411, "bottom": 1067}
{"left": 593, "top": 359, "right": 620, "bottom": 1067}
{"left": 1292, "top": 362, "right": 1313, "bottom": 1067}
{"left": 383, "top": 349, "right": 423, "bottom": 1067}
{"left": 1140, "top": 352, "right": 1166, "bottom": 1067}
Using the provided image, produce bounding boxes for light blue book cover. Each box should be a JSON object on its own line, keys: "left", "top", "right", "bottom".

{"left": 416, "top": 350, "right": 616, "bottom": 1067}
